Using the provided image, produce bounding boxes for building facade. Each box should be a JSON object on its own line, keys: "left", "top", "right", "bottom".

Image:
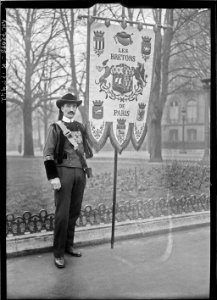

{"left": 161, "top": 89, "right": 209, "bottom": 150}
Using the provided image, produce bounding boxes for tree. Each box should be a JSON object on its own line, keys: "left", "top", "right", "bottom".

{"left": 6, "top": 103, "right": 23, "bottom": 152}
{"left": 58, "top": 8, "right": 88, "bottom": 123}
{"left": 147, "top": 8, "right": 210, "bottom": 161}
{"left": 168, "top": 9, "right": 210, "bottom": 95}
{"left": 35, "top": 52, "right": 66, "bottom": 140}
{"left": 6, "top": 9, "right": 67, "bottom": 156}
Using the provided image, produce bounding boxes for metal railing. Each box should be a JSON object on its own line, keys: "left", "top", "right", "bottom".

{"left": 6, "top": 193, "right": 210, "bottom": 237}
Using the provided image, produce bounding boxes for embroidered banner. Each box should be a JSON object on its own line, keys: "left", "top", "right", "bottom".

{"left": 87, "top": 22, "right": 155, "bottom": 152}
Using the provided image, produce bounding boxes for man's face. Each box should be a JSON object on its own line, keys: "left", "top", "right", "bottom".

{"left": 61, "top": 103, "right": 77, "bottom": 119}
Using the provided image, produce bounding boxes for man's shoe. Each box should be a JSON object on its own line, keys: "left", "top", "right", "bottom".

{"left": 65, "top": 246, "right": 82, "bottom": 257}
{"left": 54, "top": 257, "right": 65, "bottom": 268}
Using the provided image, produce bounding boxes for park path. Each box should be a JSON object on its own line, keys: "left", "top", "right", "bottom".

{"left": 7, "top": 225, "right": 210, "bottom": 299}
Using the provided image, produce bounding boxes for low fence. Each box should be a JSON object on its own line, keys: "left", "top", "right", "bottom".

{"left": 6, "top": 193, "right": 210, "bottom": 237}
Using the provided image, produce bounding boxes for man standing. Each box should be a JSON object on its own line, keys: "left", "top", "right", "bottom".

{"left": 43, "top": 93, "right": 93, "bottom": 268}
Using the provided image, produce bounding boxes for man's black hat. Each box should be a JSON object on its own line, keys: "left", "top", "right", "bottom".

{"left": 56, "top": 93, "right": 82, "bottom": 109}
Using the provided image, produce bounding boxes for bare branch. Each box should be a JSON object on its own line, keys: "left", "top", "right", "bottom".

{"left": 168, "top": 81, "right": 191, "bottom": 96}
{"left": 8, "top": 86, "right": 24, "bottom": 100}
{"left": 59, "top": 9, "right": 71, "bottom": 44}
{"left": 169, "top": 47, "right": 192, "bottom": 58}
{"left": 14, "top": 9, "right": 25, "bottom": 38}
{"left": 6, "top": 97, "right": 24, "bottom": 108}
{"left": 168, "top": 73, "right": 197, "bottom": 84}
{"left": 168, "top": 67, "right": 200, "bottom": 74}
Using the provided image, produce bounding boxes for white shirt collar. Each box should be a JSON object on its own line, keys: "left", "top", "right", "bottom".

{"left": 62, "top": 116, "right": 74, "bottom": 123}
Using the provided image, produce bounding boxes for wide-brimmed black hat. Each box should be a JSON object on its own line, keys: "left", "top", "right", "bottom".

{"left": 56, "top": 93, "right": 82, "bottom": 109}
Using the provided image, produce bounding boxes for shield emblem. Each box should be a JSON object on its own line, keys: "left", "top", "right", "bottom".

{"left": 116, "top": 119, "right": 126, "bottom": 144}
{"left": 136, "top": 103, "right": 146, "bottom": 121}
{"left": 141, "top": 36, "right": 152, "bottom": 61}
{"left": 112, "top": 64, "right": 133, "bottom": 94}
{"left": 92, "top": 100, "right": 104, "bottom": 119}
{"left": 93, "top": 31, "right": 105, "bottom": 56}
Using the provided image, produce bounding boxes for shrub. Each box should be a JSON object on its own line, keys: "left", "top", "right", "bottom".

{"left": 160, "top": 160, "right": 210, "bottom": 197}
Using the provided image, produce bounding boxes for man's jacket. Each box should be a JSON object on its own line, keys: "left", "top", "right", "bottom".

{"left": 43, "top": 121, "right": 93, "bottom": 180}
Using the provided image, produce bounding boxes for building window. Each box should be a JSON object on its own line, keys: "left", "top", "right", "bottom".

{"left": 169, "top": 100, "right": 179, "bottom": 123}
{"left": 187, "top": 100, "right": 197, "bottom": 123}
{"left": 187, "top": 129, "right": 197, "bottom": 141}
{"left": 169, "top": 129, "right": 178, "bottom": 142}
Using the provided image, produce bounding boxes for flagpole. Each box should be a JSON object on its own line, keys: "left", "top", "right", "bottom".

{"left": 78, "top": 15, "right": 171, "bottom": 30}
{"left": 111, "top": 7, "right": 124, "bottom": 249}
{"left": 111, "top": 148, "right": 118, "bottom": 248}
{"left": 85, "top": 9, "right": 91, "bottom": 120}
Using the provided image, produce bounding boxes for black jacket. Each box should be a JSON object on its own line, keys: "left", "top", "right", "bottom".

{"left": 43, "top": 121, "right": 93, "bottom": 180}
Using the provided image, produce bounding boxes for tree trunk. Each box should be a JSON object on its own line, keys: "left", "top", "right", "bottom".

{"left": 23, "top": 22, "right": 34, "bottom": 157}
{"left": 79, "top": 105, "right": 87, "bottom": 124}
{"left": 37, "top": 116, "right": 43, "bottom": 150}
{"left": 148, "top": 9, "right": 174, "bottom": 162}
{"left": 148, "top": 26, "right": 163, "bottom": 162}
{"left": 161, "top": 10, "right": 174, "bottom": 109}
{"left": 149, "top": 115, "right": 163, "bottom": 162}
{"left": 23, "top": 100, "right": 34, "bottom": 157}
{"left": 69, "top": 10, "right": 78, "bottom": 96}
{"left": 43, "top": 100, "right": 49, "bottom": 141}
{"left": 44, "top": 114, "right": 48, "bottom": 143}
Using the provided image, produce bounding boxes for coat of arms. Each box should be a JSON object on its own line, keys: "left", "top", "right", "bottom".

{"left": 141, "top": 36, "right": 152, "bottom": 61}
{"left": 112, "top": 64, "right": 133, "bottom": 94}
{"left": 95, "top": 60, "right": 148, "bottom": 102}
{"left": 136, "top": 103, "right": 146, "bottom": 121}
{"left": 92, "top": 100, "right": 104, "bottom": 119}
{"left": 93, "top": 31, "right": 105, "bottom": 56}
{"left": 116, "top": 119, "right": 126, "bottom": 144}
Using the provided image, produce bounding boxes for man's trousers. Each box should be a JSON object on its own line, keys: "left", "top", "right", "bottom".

{"left": 53, "top": 167, "right": 86, "bottom": 258}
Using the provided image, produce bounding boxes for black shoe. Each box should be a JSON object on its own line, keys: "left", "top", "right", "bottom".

{"left": 54, "top": 257, "right": 65, "bottom": 268}
{"left": 65, "top": 246, "right": 82, "bottom": 257}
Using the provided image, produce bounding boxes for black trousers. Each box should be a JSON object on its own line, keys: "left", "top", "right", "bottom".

{"left": 53, "top": 167, "right": 86, "bottom": 258}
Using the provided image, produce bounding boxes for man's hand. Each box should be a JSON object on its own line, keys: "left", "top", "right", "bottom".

{"left": 50, "top": 177, "right": 61, "bottom": 190}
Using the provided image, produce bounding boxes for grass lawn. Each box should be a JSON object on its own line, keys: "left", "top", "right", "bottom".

{"left": 6, "top": 155, "right": 210, "bottom": 217}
